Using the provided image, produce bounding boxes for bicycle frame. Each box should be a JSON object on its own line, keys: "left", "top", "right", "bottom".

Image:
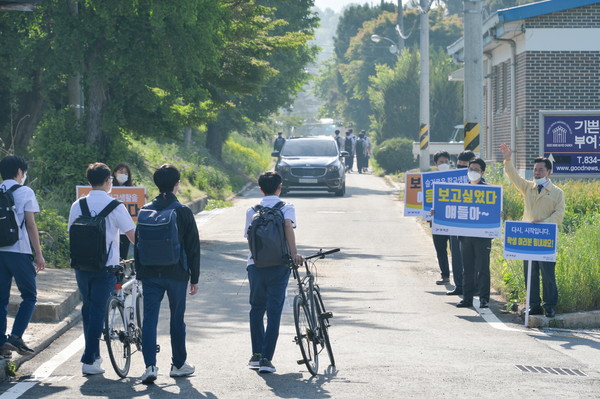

{"left": 108, "top": 261, "right": 142, "bottom": 350}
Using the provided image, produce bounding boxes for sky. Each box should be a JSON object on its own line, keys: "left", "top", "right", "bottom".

{"left": 315, "top": 0, "right": 398, "bottom": 13}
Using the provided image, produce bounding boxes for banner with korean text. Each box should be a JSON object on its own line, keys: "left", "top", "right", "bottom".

{"left": 404, "top": 173, "right": 423, "bottom": 217}
{"left": 503, "top": 221, "right": 557, "bottom": 262}
{"left": 431, "top": 183, "right": 502, "bottom": 238}
{"left": 76, "top": 186, "right": 147, "bottom": 222}
{"left": 421, "top": 169, "right": 469, "bottom": 221}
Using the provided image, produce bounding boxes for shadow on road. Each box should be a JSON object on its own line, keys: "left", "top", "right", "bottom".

{"left": 258, "top": 365, "right": 339, "bottom": 399}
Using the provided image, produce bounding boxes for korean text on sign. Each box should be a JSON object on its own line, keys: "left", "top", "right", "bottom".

{"left": 76, "top": 186, "right": 147, "bottom": 223}
{"left": 404, "top": 172, "right": 423, "bottom": 217}
{"left": 431, "top": 182, "right": 503, "bottom": 238}
{"left": 420, "top": 169, "right": 469, "bottom": 220}
{"left": 503, "top": 221, "right": 557, "bottom": 262}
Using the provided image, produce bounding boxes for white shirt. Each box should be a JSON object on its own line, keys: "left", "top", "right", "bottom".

{"left": 0, "top": 179, "right": 40, "bottom": 254}
{"left": 68, "top": 190, "right": 135, "bottom": 267}
{"left": 244, "top": 195, "right": 296, "bottom": 266}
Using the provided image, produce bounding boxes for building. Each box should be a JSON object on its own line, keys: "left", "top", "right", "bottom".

{"left": 448, "top": 0, "right": 600, "bottom": 178}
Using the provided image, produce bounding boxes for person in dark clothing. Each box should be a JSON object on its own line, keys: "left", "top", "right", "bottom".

{"left": 273, "top": 132, "right": 286, "bottom": 152}
{"left": 112, "top": 162, "right": 135, "bottom": 260}
{"left": 343, "top": 130, "right": 355, "bottom": 172}
{"left": 334, "top": 129, "right": 344, "bottom": 152}
{"left": 136, "top": 164, "right": 200, "bottom": 384}
{"left": 456, "top": 158, "right": 493, "bottom": 309}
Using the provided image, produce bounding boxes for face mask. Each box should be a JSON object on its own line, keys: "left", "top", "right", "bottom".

{"left": 534, "top": 177, "right": 547, "bottom": 186}
{"left": 468, "top": 171, "right": 481, "bottom": 181}
{"left": 22, "top": 172, "right": 27, "bottom": 185}
{"left": 116, "top": 174, "right": 128, "bottom": 184}
{"left": 437, "top": 163, "right": 450, "bottom": 171}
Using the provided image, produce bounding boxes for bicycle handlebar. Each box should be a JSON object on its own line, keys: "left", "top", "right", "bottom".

{"left": 304, "top": 248, "right": 340, "bottom": 261}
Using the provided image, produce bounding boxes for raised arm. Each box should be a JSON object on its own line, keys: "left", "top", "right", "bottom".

{"left": 499, "top": 143, "right": 529, "bottom": 194}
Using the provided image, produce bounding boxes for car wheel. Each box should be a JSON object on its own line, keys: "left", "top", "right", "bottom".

{"left": 334, "top": 182, "right": 345, "bottom": 197}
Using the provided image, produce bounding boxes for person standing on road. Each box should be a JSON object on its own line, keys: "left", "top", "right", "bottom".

{"left": 136, "top": 164, "right": 200, "bottom": 384}
{"left": 430, "top": 151, "right": 463, "bottom": 295}
{"left": 244, "top": 172, "right": 303, "bottom": 374}
{"left": 68, "top": 163, "right": 135, "bottom": 375}
{"left": 273, "top": 132, "right": 286, "bottom": 152}
{"left": 112, "top": 162, "right": 135, "bottom": 260}
{"left": 456, "top": 158, "right": 493, "bottom": 309}
{"left": 355, "top": 131, "right": 368, "bottom": 174}
{"left": 0, "top": 155, "right": 46, "bottom": 357}
{"left": 499, "top": 143, "right": 565, "bottom": 318}
{"left": 334, "top": 129, "right": 345, "bottom": 152}
{"left": 344, "top": 130, "right": 356, "bottom": 172}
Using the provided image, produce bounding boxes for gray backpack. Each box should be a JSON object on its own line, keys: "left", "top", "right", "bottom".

{"left": 247, "top": 202, "right": 291, "bottom": 267}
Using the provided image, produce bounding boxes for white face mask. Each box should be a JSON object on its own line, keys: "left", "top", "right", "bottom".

{"left": 437, "top": 163, "right": 450, "bottom": 171}
{"left": 116, "top": 174, "right": 128, "bottom": 184}
{"left": 534, "top": 177, "right": 547, "bottom": 186}
{"left": 468, "top": 171, "right": 482, "bottom": 182}
{"left": 21, "top": 172, "right": 27, "bottom": 185}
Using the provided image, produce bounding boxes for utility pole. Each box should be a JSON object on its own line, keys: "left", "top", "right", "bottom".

{"left": 397, "top": 0, "right": 405, "bottom": 52}
{"left": 463, "top": 0, "right": 484, "bottom": 156}
{"left": 418, "top": 0, "right": 430, "bottom": 172}
{"left": 68, "top": 0, "right": 83, "bottom": 120}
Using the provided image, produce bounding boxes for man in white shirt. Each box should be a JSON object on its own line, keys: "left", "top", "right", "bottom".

{"left": 244, "top": 172, "right": 303, "bottom": 374}
{"left": 68, "top": 163, "right": 135, "bottom": 375}
{"left": 0, "top": 155, "right": 46, "bottom": 357}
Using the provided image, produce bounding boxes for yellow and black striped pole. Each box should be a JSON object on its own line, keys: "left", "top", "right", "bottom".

{"left": 464, "top": 122, "right": 480, "bottom": 153}
{"left": 419, "top": 123, "right": 429, "bottom": 171}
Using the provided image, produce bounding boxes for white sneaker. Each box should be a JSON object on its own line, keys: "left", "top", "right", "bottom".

{"left": 141, "top": 365, "right": 158, "bottom": 384}
{"left": 82, "top": 363, "right": 105, "bottom": 375}
{"left": 169, "top": 363, "right": 195, "bottom": 377}
{"left": 93, "top": 357, "right": 103, "bottom": 367}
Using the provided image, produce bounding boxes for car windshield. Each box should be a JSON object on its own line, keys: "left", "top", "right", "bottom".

{"left": 280, "top": 140, "right": 338, "bottom": 157}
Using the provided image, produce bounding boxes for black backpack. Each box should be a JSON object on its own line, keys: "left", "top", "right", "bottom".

{"left": 344, "top": 137, "right": 353, "bottom": 152}
{"left": 0, "top": 185, "right": 22, "bottom": 247}
{"left": 356, "top": 138, "right": 365, "bottom": 154}
{"left": 69, "top": 198, "right": 121, "bottom": 271}
{"left": 247, "top": 202, "right": 291, "bottom": 267}
{"left": 136, "top": 201, "right": 184, "bottom": 267}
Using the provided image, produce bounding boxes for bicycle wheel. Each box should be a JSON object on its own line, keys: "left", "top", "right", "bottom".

{"left": 134, "top": 291, "right": 143, "bottom": 349}
{"left": 315, "top": 289, "right": 335, "bottom": 367}
{"left": 104, "top": 296, "right": 131, "bottom": 378}
{"left": 293, "top": 295, "right": 318, "bottom": 375}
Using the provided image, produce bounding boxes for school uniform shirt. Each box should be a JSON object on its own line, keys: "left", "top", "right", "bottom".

{"left": 244, "top": 195, "right": 297, "bottom": 267}
{"left": 0, "top": 180, "right": 39, "bottom": 255}
{"left": 68, "top": 189, "right": 135, "bottom": 267}
{"left": 503, "top": 160, "right": 565, "bottom": 225}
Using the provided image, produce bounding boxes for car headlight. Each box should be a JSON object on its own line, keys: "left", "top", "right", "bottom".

{"left": 326, "top": 164, "right": 339, "bottom": 173}
{"left": 276, "top": 163, "right": 291, "bottom": 173}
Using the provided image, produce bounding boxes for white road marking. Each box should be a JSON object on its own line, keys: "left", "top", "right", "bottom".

{"left": 473, "top": 298, "right": 548, "bottom": 336}
{"left": 195, "top": 208, "right": 226, "bottom": 226}
{"left": 0, "top": 334, "right": 84, "bottom": 399}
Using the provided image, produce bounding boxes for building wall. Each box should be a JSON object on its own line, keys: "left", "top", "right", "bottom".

{"left": 525, "top": 4, "right": 600, "bottom": 29}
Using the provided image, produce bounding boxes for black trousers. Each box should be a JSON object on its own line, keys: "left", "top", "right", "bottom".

{"left": 523, "top": 260, "right": 558, "bottom": 310}
{"left": 432, "top": 234, "right": 463, "bottom": 289}
{"left": 460, "top": 236, "right": 492, "bottom": 302}
{"left": 119, "top": 234, "right": 130, "bottom": 260}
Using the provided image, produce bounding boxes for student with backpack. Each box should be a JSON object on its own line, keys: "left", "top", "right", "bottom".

{"left": 0, "top": 155, "right": 46, "bottom": 357}
{"left": 245, "top": 171, "right": 303, "bottom": 374}
{"left": 68, "top": 163, "right": 135, "bottom": 375}
{"left": 135, "top": 164, "right": 200, "bottom": 384}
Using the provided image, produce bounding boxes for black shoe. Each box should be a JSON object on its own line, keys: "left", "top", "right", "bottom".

{"left": 436, "top": 277, "right": 450, "bottom": 285}
{"left": 545, "top": 308, "right": 555, "bottom": 318}
{"left": 446, "top": 289, "right": 463, "bottom": 296}
{"left": 479, "top": 299, "right": 489, "bottom": 308}
{"left": 456, "top": 300, "right": 473, "bottom": 308}
{"left": 4, "top": 334, "right": 35, "bottom": 356}
{"left": 528, "top": 306, "right": 544, "bottom": 315}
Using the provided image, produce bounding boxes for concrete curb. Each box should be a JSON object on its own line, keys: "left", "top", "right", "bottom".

{"left": 526, "top": 310, "right": 600, "bottom": 329}
{"left": 1, "top": 304, "right": 82, "bottom": 382}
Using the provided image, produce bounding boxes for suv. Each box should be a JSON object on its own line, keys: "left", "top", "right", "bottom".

{"left": 273, "top": 136, "right": 347, "bottom": 196}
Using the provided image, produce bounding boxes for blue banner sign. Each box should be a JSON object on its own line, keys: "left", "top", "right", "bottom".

{"left": 431, "top": 183, "right": 503, "bottom": 238}
{"left": 421, "top": 169, "right": 468, "bottom": 220}
{"left": 504, "top": 221, "right": 557, "bottom": 262}
{"left": 542, "top": 112, "right": 600, "bottom": 175}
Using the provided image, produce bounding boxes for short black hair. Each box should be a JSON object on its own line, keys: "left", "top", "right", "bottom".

{"left": 86, "top": 163, "right": 112, "bottom": 187}
{"left": 335, "top": 130, "right": 340, "bottom": 134}
{"left": 153, "top": 164, "right": 180, "bottom": 193}
{"left": 278, "top": 131, "right": 283, "bottom": 135}
{"left": 433, "top": 151, "right": 450, "bottom": 163}
{"left": 458, "top": 150, "right": 476, "bottom": 162}
{"left": 533, "top": 157, "right": 552, "bottom": 171}
{"left": 258, "top": 171, "right": 282, "bottom": 195}
{"left": 469, "top": 157, "right": 486, "bottom": 172}
{"left": 0, "top": 155, "right": 28, "bottom": 180}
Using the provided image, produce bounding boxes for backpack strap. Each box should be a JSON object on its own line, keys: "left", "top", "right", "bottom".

{"left": 273, "top": 201, "right": 286, "bottom": 211}
{"left": 7, "top": 184, "right": 21, "bottom": 194}
{"left": 79, "top": 198, "right": 91, "bottom": 217}
{"left": 98, "top": 199, "right": 122, "bottom": 218}
{"left": 5, "top": 184, "right": 25, "bottom": 229}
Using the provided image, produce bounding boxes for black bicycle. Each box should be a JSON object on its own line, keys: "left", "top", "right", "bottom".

{"left": 292, "top": 248, "right": 339, "bottom": 376}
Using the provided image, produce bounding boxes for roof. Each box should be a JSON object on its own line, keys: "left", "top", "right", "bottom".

{"left": 497, "top": 0, "right": 600, "bottom": 23}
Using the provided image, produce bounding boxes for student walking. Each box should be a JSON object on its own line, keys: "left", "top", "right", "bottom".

{"left": 0, "top": 155, "right": 46, "bottom": 357}
{"left": 68, "top": 163, "right": 136, "bottom": 375}
{"left": 136, "top": 164, "right": 200, "bottom": 384}
{"left": 112, "top": 162, "right": 135, "bottom": 260}
{"left": 245, "top": 172, "right": 303, "bottom": 374}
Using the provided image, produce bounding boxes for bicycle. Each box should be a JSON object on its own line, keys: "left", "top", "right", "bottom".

{"left": 103, "top": 259, "right": 143, "bottom": 378}
{"left": 292, "top": 248, "right": 339, "bottom": 376}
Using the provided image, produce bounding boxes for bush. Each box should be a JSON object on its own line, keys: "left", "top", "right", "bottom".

{"left": 35, "top": 207, "right": 70, "bottom": 268}
{"left": 222, "top": 139, "right": 269, "bottom": 178}
{"left": 372, "top": 138, "right": 416, "bottom": 173}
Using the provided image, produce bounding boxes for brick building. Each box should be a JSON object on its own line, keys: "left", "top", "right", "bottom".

{"left": 448, "top": 0, "right": 600, "bottom": 178}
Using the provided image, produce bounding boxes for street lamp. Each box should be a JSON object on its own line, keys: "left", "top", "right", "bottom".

{"left": 370, "top": 34, "right": 399, "bottom": 55}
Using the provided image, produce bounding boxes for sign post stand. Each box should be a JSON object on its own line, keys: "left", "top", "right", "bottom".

{"left": 524, "top": 260, "right": 533, "bottom": 328}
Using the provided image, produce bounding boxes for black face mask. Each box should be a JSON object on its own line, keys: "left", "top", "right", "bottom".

{"left": 457, "top": 164, "right": 468, "bottom": 169}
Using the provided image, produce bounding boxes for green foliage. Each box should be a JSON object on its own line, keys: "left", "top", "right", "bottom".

{"left": 36, "top": 207, "right": 70, "bottom": 268}
{"left": 222, "top": 139, "right": 269, "bottom": 179}
{"left": 204, "top": 199, "right": 233, "bottom": 211}
{"left": 372, "top": 138, "right": 416, "bottom": 173}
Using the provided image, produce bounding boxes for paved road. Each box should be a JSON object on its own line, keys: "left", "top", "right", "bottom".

{"left": 1, "top": 173, "right": 599, "bottom": 398}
